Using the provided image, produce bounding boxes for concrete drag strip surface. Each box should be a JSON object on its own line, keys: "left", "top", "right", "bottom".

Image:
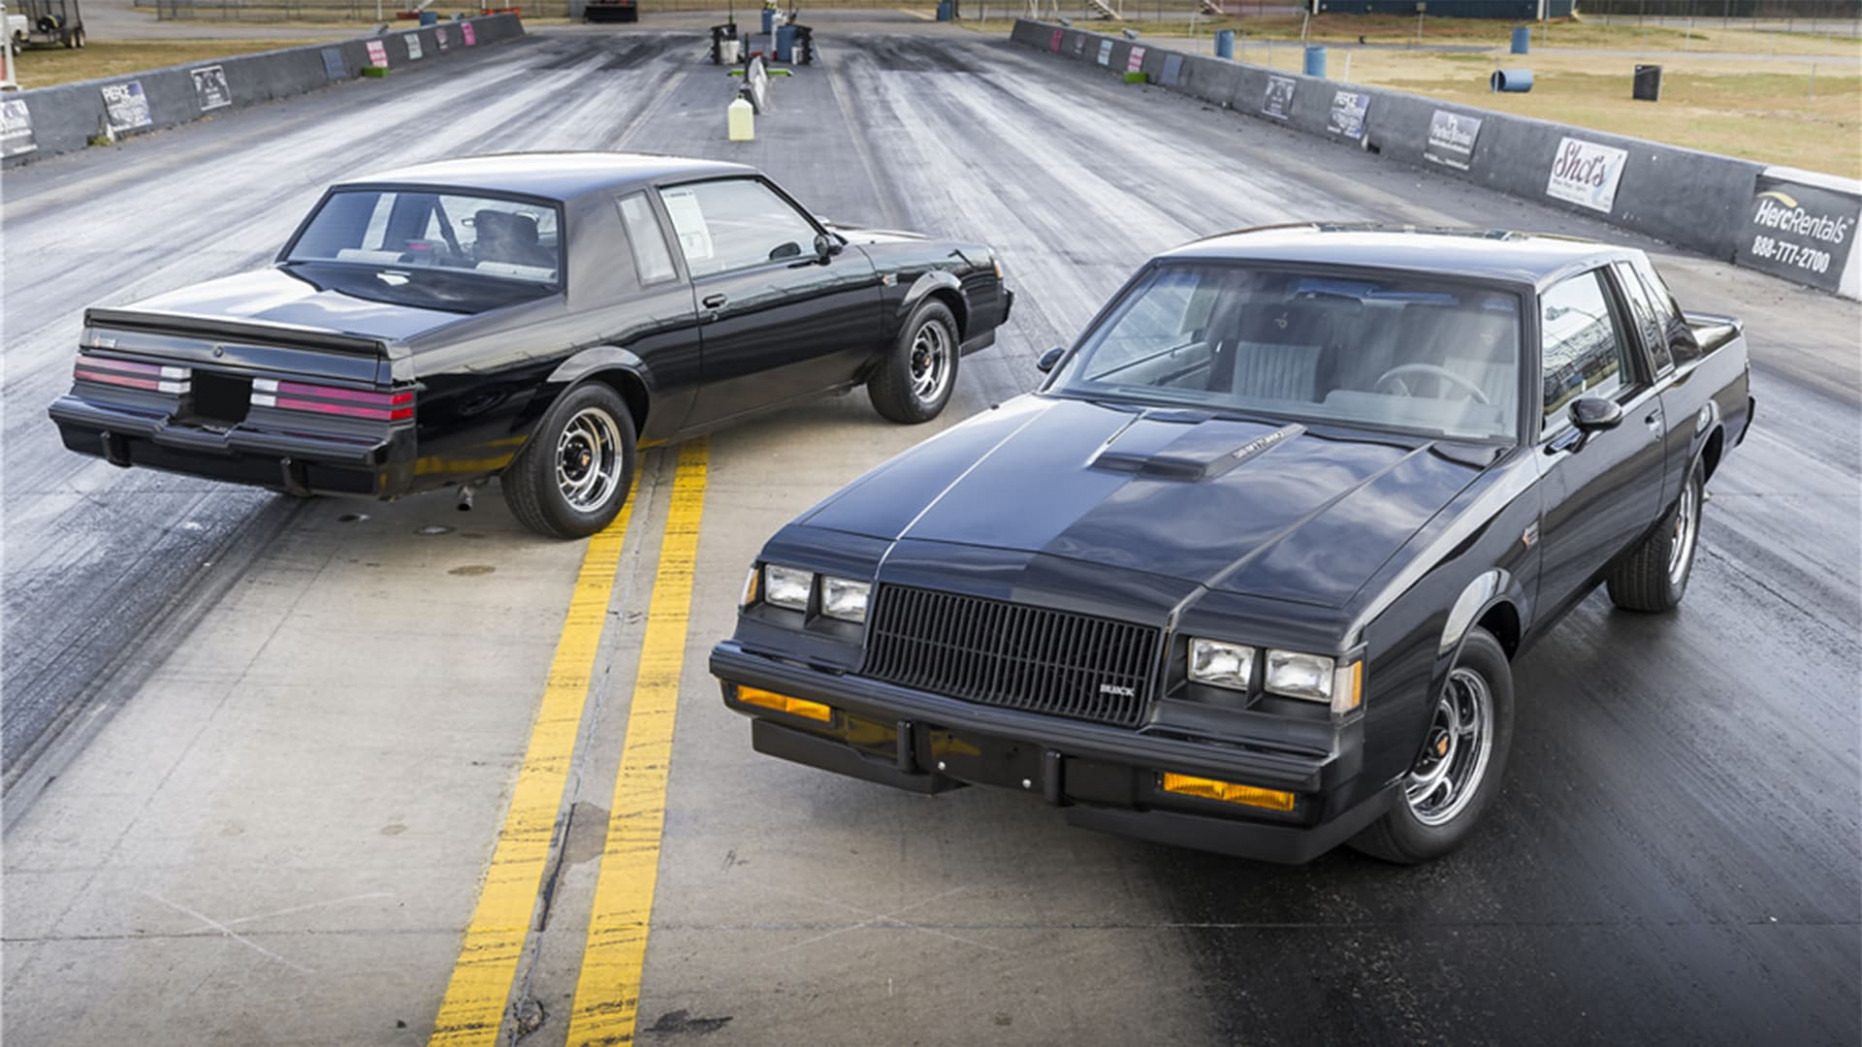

{"left": 3, "top": 24, "right": 1858, "bottom": 1046}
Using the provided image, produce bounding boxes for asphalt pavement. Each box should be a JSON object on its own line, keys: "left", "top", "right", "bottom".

{"left": 2, "top": 23, "right": 1857, "bottom": 1047}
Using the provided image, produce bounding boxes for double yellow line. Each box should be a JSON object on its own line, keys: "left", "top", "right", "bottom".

{"left": 430, "top": 440, "right": 710, "bottom": 1047}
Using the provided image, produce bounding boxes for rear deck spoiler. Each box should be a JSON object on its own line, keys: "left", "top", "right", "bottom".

{"left": 84, "top": 307, "right": 394, "bottom": 358}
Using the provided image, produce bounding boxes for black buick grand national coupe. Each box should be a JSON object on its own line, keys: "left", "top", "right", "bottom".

{"left": 711, "top": 226, "right": 1754, "bottom": 865}
{"left": 48, "top": 153, "right": 1011, "bottom": 537}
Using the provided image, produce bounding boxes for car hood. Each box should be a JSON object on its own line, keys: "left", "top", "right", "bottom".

{"left": 800, "top": 396, "right": 1489, "bottom": 609}
{"left": 107, "top": 268, "right": 469, "bottom": 344}
{"left": 828, "top": 222, "right": 928, "bottom": 245}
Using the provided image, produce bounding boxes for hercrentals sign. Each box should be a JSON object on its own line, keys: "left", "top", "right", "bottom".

{"left": 1737, "top": 168, "right": 1862, "bottom": 298}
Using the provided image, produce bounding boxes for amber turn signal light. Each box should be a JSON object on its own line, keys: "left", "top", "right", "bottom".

{"left": 1160, "top": 772, "right": 1296, "bottom": 812}
{"left": 736, "top": 686, "right": 833, "bottom": 723}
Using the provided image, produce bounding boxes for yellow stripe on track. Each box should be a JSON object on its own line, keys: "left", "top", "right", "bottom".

{"left": 428, "top": 474, "right": 641, "bottom": 1047}
{"left": 566, "top": 439, "right": 709, "bottom": 1047}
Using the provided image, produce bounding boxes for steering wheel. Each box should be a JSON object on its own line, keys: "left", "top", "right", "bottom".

{"left": 1375, "top": 363, "right": 1490, "bottom": 404}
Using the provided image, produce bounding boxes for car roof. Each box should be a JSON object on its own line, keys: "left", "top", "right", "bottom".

{"left": 336, "top": 151, "right": 756, "bottom": 202}
{"left": 1159, "top": 224, "right": 1629, "bottom": 287}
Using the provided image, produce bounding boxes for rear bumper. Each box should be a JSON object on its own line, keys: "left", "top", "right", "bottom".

{"left": 710, "top": 641, "right": 1392, "bottom": 865}
{"left": 49, "top": 394, "right": 412, "bottom": 497}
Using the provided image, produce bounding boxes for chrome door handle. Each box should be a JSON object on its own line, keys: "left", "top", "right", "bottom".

{"left": 1644, "top": 411, "right": 1663, "bottom": 434}
{"left": 701, "top": 293, "right": 728, "bottom": 309}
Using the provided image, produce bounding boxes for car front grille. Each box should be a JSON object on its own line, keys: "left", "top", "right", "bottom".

{"left": 862, "top": 585, "right": 1162, "bottom": 728}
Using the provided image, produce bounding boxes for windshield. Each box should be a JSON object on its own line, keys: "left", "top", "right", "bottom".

{"left": 1052, "top": 264, "right": 1523, "bottom": 442}
{"left": 284, "top": 189, "right": 565, "bottom": 307}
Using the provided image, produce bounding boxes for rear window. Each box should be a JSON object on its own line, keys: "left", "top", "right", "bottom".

{"left": 287, "top": 189, "right": 564, "bottom": 286}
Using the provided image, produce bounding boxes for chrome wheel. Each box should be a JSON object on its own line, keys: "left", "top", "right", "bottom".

{"left": 908, "top": 319, "right": 952, "bottom": 405}
{"left": 1405, "top": 666, "right": 1495, "bottom": 827}
{"left": 555, "top": 406, "right": 622, "bottom": 513}
{"left": 1668, "top": 478, "right": 1699, "bottom": 588}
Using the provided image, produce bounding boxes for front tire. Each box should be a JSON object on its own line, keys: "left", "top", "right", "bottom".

{"left": 868, "top": 299, "right": 959, "bottom": 424}
{"left": 1350, "top": 627, "right": 1515, "bottom": 865}
{"left": 503, "top": 383, "right": 636, "bottom": 540}
{"left": 1606, "top": 458, "right": 1704, "bottom": 613}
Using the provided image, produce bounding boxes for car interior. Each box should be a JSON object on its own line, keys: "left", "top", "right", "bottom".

{"left": 1073, "top": 268, "right": 1523, "bottom": 441}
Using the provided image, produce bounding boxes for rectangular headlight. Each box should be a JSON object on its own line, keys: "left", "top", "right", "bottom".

{"left": 1265, "top": 650, "right": 1335, "bottom": 703}
{"left": 820, "top": 576, "right": 870, "bottom": 623}
{"left": 763, "top": 565, "right": 813, "bottom": 611}
{"left": 1189, "top": 638, "right": 1254, "bottom": 691}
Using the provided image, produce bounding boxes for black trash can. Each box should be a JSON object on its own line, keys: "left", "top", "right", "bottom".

{"left": 1633, "top": 64, "right": 1662, "bottom": 102}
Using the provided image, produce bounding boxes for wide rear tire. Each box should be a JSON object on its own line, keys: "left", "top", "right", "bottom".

{"left": 1606, "top": 458, "right": 1704, "bottom": 613}
{"left": 868, "top": 299, "right": 959, "bottom": 424}
{"left": 1350, "top": 628, "right": 1514, "bottom": 865}
{"left": 503, "top": 383, "right": 636, "bottom": 540}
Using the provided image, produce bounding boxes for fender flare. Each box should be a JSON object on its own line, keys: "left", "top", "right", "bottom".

{"left": 898, "top": 270, "right": 965, "bottom": 327}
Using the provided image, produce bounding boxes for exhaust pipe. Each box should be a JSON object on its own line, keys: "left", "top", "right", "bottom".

{"left": 457, "top": 480, "right": 485, "bottom": 512}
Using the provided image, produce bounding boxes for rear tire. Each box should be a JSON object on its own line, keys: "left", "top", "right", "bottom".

{"left": 868, "top": 299, "right": 959, "bottom": 424}
{"left": 1606, "top": 457, "right": 1704, "bottom": 613}
{"left": 1350, "top": 628, "right": 1514, "bottom": 865}
{"left": 504, "top": 383, "right": 636, "bottom": 540}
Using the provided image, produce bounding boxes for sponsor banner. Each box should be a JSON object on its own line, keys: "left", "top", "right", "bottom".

{"left": 436, "top": 26, "right": 451, "bottom": 52}
{"left": 1328, "top": 89, "right": 1368, "bottom": 140}
{"left": 1127, "top": 45, "right": 1145, "bottom": 74}
{"left": 1072, "top": 35, "right": 1084, "bottom": 56}
{"left": 366, "top": 39, "right": 389, "bottom": 67}
{"left": 1160, "top": 53, "right": 1183, "bottom": 88}
{"left": 1049, "top": 27, "right": 1062, "bottom": 51}
{"left": 1424, "top": 109, "right": 1480, "bottom": 171}
{"left": 1096, "top": 39, "right": 1112, "bottom": 66}
{"left": 1545, "top": 136, "right": 1628, "bottom": 214}
{"left": 405, "top": 33, "right": 424, "bottom": 61}
{"left": 1262, "top": 75, "right": 1295, "bottom": 120}
{"left": 462, "top": 21, "right": 477, "bottom": 45}
{"left": 1, "top": 99, "right": 37, "bottom": 157}
{"left": 321, "top": 47, "right": 348, "bottom": 80}
{"left": 191, "top": 65, "right": 232, "bottom": 112}
{"left": 101, "top": 82, "right": 153, "bottom": 133}
{"left": 1737, "top": 170, "right": 1862, "bottom": 296}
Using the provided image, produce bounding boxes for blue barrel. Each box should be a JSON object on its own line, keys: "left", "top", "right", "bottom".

{"left": 935, "top": 0, "right": 951, "bottom": 19}
{"left": 1491, "top": 68, "right": 1534, "bottom": 92}
{"left": 775, "top": 23, "right": 797, "bottom": 62}
{"left": 1303, "top": 44, "right": 1326, "bottom": 77}
{"left": 1214, "top": 29, "right": 1234, "bottom": 60}
{"left": 1511, "top": 25, "right": 1530, "bottom": 54}
{"left": 417, "top": 9, "right": 436, "bottom": 25}
{"left": 760, "top": 7, "right": 775, "bottom": 33}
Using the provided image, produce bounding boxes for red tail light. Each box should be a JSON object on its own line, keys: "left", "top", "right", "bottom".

{"left": 74, "top": 356, "right": 191, "bottom": 394}
{"left": 252, "top": 379, "right": 414, "bottom": 422}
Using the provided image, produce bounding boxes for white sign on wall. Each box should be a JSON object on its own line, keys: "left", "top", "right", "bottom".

{"left": 1546, "top": 136, "right": 1629, "bottom": 214}
{"left": 1096, "top": 39, "right": 1112, "bottom": 66}
{"left": 405, "top": 33, "right": 424, "bottom": 61}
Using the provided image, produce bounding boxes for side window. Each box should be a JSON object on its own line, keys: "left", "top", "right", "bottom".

{"left": 617, "top": 192, "right": 677, "bottom": 286}
{"left": 1539, "top": 269, "right": 1639, "bottom": 434}
{"left": 1629, "top": 253, "right": 1695, "bottom": 363}
{"left": 657, "top": 179, "right": 820, "bottom": 278}
{"left": 1612, "top": 261, "right": 1673, "bottom": 374}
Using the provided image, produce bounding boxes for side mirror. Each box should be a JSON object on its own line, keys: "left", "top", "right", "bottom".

{"left": 1568, "top": 396, "right": 1624, "bottom": 433}
{"left": 813, "top": 232, "right": 842, "bottom": 261}
{"left": 1036, "top": 346, "right": 1066, "bottom": 373}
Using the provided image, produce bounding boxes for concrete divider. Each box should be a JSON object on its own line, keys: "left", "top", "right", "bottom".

{"left": 1011, "top": 19, "right": 1861, "bottom": 299}
{"left": 1, "top": 14, "right": 524, "bottom": 167}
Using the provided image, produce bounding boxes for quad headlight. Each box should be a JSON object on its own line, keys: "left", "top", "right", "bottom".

{"left": 750, "top": 564, "right": 872, "bottom": 624}
{"left": 1186, "top": 637, "right": 1363, "bottom": 714}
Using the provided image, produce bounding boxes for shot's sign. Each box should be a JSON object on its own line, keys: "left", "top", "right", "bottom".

{"left": 1, "top": 99, "right": 37, "bottom": 158}
{"left": 191, "top": 65, "right": 232, "bottom": 112}
{"left": 1545, "top": 136, "right": 1628, "bottom": 214}
{"left": 366, "top": 40, "right": 389, "bottom": 67}
{"left": 1424, "top": 109, "right": 1479, "bottom": 171}
{"left": 101, "top": 81, "right": 154, "bottom": 133}
{"left": 1737, "top": 170, "right": 1861, "bottom": 296}
{"left": 1327, "top": 89, "right": 1369, "bottom": 140}
{"left": 1262, "top": 75, "right": 1295, "bottom": 120}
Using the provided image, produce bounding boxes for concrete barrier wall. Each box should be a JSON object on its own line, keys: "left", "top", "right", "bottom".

{"left": 1010, "top": 19, "right": 1862, "bottom": 299}
{"left": 2, "top": 14, "right": 525, "bottom": 166}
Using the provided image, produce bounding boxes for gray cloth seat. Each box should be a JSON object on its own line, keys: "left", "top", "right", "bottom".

{"left": 1210, "top": 301, "right": 1335, "bottom": 403}
{"left": 473, "top": 209, "right": 554, "bottom": 269}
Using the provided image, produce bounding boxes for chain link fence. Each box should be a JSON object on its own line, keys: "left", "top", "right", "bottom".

{"left": 1580, "top": 0, "right": 1860, "bottom": 33}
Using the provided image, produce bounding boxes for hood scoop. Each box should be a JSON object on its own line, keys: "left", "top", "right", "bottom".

{"left": 1090, "top": 414, "right": 1306, "bottom": 481}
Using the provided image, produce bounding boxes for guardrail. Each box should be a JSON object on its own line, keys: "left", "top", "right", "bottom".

{"left": 0, "top": 13, "right": 524, "bottom": 165}
{"left": 1010, "top": 19, "right": 1861, "bottom": 299}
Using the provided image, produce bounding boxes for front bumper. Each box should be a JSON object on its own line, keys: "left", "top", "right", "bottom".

{"left": 710, "top": 641, "right": 1393, "bottom": 864}
{"left": 50, "top": 394, "right": 411, "bottom": 497}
